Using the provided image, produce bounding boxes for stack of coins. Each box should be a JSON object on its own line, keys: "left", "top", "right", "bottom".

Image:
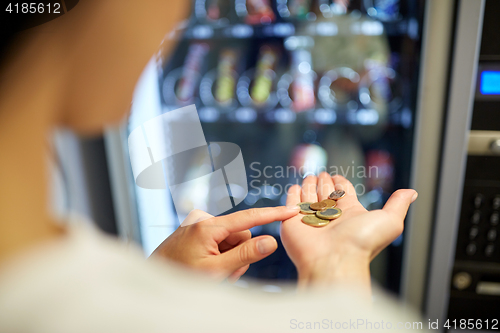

{"left": 297, "top": 190, "right": 345, "bottom": 227}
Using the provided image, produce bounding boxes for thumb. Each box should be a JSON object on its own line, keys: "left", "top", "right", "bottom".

{"left": 382, "top": 189, "right": 418, "bottom": 220}
{"left": 219, "top": 235, "right": 277, "bottom": 272}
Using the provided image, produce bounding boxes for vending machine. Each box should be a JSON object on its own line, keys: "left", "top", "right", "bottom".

{"left": 422, "top": 0, "right": 500, "bottom": 325}
{"left": 103, "top": 0, "right": 452, "bottom": 298}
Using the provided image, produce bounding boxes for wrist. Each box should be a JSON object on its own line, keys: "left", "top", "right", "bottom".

{"left": 296, "top": 252, "right": 372, "bottom": 296}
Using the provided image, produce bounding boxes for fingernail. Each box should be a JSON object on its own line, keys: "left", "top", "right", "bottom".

{"left": 411, "top": 192, "right": 418, "bottom": 203}
{"left": 286, "top": 205, "right": 301, "bottom": 210}
{"left": 257, "top": 238, "right": 276, "bottom": 255}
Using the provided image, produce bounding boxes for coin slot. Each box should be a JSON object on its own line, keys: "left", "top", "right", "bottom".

{"left": 476, "top": 276, "right": 500, "bottom": 296}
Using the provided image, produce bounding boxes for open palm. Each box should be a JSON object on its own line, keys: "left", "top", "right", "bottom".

{"left": 280, "top": 173, "right": 417, "bottom": 285}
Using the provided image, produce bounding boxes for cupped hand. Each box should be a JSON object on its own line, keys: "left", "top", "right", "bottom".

{"left": 281, "top": 173, "right": 417, "bottom": 292}
{"left": 152, "top": 206, "right": 300, "bottom": 282}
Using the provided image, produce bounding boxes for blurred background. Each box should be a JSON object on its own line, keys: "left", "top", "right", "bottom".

{"left": 53, "top": 0, "right": 500, "bottom": 326}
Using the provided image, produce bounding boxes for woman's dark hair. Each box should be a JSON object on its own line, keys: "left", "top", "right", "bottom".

{"left": 0, "top": 1, "right": 79, "bottom": 65}
{"left": 0, "top": 11, "right": 31, "bottom": 65}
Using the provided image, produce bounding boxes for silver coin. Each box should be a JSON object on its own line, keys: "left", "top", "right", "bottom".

{"left": 316, "top": 207, "right": 342, "bottom": 220}
{"left": 297, "top": 202, "right": 315, "bottom": 214}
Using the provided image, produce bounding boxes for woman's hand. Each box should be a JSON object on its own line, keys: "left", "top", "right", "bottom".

{"left": 152, "top": 206, "right": 300, "bottom": 282}
{"left": 281, "top": 173, "right": 417, "bottom": 294}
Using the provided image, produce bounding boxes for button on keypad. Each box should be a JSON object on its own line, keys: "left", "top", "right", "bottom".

{"left": 466, "top": 243, "right": 477, "bottom": 256}
{"left": 493, "top": 195, "right": 500, "bottom": 210}
{"left": 474, "top": 194, "right": 485, "bottom": 209}
{"left": 491, "top": 212, "right": 499, "bottom": 226}
{"left": 487, "top": 229, "right": 497, "bottom": 241}
{"left": 485, "top": 244, "right": 495, "bottom": 257}
{"left": 471, "top": 211, "right": 482, "bottom": 224}
{"left": 469, "top": 226, "right": 479, "bottom": 240}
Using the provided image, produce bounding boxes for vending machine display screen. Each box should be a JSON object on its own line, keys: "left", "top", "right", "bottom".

{"left": 476, "top": 64, "right": 500, "bottom": 99}
{"left": 480, "top": 70, "right": 500, "bottom": 95}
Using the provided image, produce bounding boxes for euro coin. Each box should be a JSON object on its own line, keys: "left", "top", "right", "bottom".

{"left": 322, "top": 199, "right": 337, "bottom": 208}
{"left": 316, "top": 207, "right": 342, "bottom": 220}
{"left": 310, "top": 201, "right": 328, "bottom": 211}
{"left": 297, "top": 202, "right": 315, "bottom": 214}
{"left": 301, "top": 215, "right": 330, "bottom": 227}
{"left": 329, "top": 190, "right": 346, "bottom": 200}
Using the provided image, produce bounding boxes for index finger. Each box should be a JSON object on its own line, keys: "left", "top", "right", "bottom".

{"left": 317, "top": 172, "right": 335, "bottom": 201}
{"left": 301, "top": 175, "right": 318, "bottom": 202}
{"left": 286, "top": 184, "right": 301, "bottom": 206}
{"left": 211, "top": 206, "right": 300, "bottom": 234}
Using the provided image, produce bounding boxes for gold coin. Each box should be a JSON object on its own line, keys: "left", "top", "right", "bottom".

{"left": 316, "top": 207, "right": 342, "bottom": 220}
{"left": 302, "top": 215, "right": 330, "bottom": 227}
{"left": 310, "top": 201, "right": 328, "bottom": 211}
{"left": 322, "top": 199, "right": 337, "bottom": 208}
{"left": 297, "top": 202, "right": 315, "bottom": 214}
{"left": 329, "top": 190, "right": 346, "bottom": 200}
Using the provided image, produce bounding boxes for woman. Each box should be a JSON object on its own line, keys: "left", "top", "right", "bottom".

{"left": 0, "top": 1, "right": 420, "bottom": 332}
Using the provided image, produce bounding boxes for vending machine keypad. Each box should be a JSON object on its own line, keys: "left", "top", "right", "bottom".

{"left": 447, "top": 0, "right": 500, "bottom": 322}
{"left": 457, "top": 185, "right": 500, "bottom": 262}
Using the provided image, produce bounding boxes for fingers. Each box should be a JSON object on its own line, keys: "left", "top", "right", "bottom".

{"left": 219, "top": 230, "right": 252, "bottom": 252}
{"left": 219, "top": 235, "right": 277, "bottom": 272}
{"left": 382, "top": 189, "right": 418, "bottom": 221}
{"left": 369, "top": 190, "right": 417, "bottom": 259}
{"left": 286, "top": 184, "right": 301, "bottom": 206}
{"left": 213, "top": 206, "right": 300, "bottom": 234}
{"left": 227, "top": 264, "right": 250, "bottom": 283}
{"left": 317, "top": 172, "right": 335, "bottom": 201}
{"left": 301, "top": 175, "right": 318, "bottom": 202}
{"left": 331, "top": 175, "right": 357, "bottom": 198}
